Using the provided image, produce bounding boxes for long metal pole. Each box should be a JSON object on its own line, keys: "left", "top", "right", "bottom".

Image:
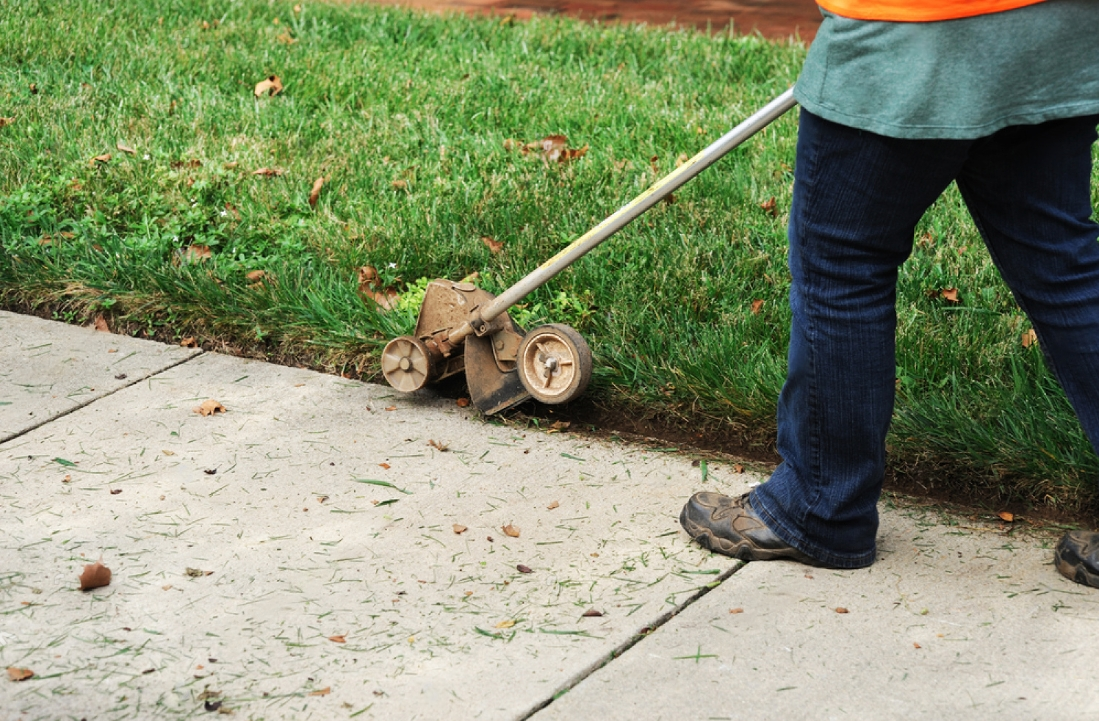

{"left": 478, "top": 87, "right": 797, "bottom": 323}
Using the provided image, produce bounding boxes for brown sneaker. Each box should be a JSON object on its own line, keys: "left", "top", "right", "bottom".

{"left": 1054, "top": 530, "right": 1099, "bottom": 588}
{"left": 680, "top": 491, "right": 826, "bottom": 566}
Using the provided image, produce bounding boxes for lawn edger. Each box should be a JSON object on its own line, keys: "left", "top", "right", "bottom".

{"left": 381, "top": 89, "right": 797, "bottom": 414}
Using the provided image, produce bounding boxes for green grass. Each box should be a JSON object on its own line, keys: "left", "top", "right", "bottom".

{"left": 1, "top": 0, "right": 1097, "bottom": 511}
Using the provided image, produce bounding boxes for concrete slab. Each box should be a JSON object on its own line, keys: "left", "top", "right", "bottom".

{"left": 532, "top": 504, "right": 1099, "bottom": 720}
{"left": 0, "top": 311, "right": 200, "bottom": 443}
{"left": 0, "top": 350, "right": 759, "bottom": 720}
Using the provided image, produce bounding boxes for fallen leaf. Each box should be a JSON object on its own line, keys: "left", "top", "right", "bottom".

{"left": 171, "top": 158, "right": 202, "bottom": 169}
{"left": 913, "top": 642, "right": 922, "bottom": 649}
{"left": 93, "top": 314, "right": 110, "bottom": 332}
{"left": 308, "top": 177, "right": 324, "bottom": 208}
{"left": 116, "top": 141, "right": 136, "bottom": 155}
{"left": 481, "top": 236, "right": 504, "bottom": 254}
{"left": 391, "top": 179, "right": 408, "bottom": 190}
{"left": 452, "top": 524, "right": 468, "bottom": 535}
{"left": 675, "top": 153, "right": 690, "bottom": 168}
{"left": 1021, "top": 328, "right": 1038, "bottom": 348}
{"left": 428, "top": 439, "right": 448, "bottom": 452}
{"left": 254, "top": 75, "right": 283, "bottom": 97}
{"left": 456, "top": 398, "right": 470, "bottom": 408}
{"left": 940, "top": 287, "right": 960, "bottom": 304}
{"left": 356, "top": 266, "right": 399, "bottom": 310}
{"left": 29, "top": 83, "right": 38, "bottom": 94}
{"left": 750, "top": 299, "right": 764, "bottom": 315}
{"left": 998, "top": 511, "right": 1015, "bottom": 523}
{"left": 759, "top": 196, "right": 778, "bottom": 217}
{"left": 109, "top": 488, "right": 122, "bottom": 495}
{"left": 495, "top": 619, "right": 516, "bottom": 629}
{"left": 384, "top": 405, "right": 397, "bottom": 412}
{"left": 0, "top": 117, "right": 15, "bottom": 128}
{"left": 63, "top": 474, "right": 71, "bottom": 483}
{"left": 6, "top": 667, "right": 34, "bottom": 682}
{"left": 546, "top": 500, "right": 559, "bottom": 510}
{"left": 223, "top": 162, "right": 239, "bottom": 170}
{"left": 734, "top": 464, "right": 745, "bottom": 473}
{"left": 316, "top": 495, "right": 328, "bottom": 503}
{"left": 193, "top": 400, "right": 226, "bottom": 416}
{"left": 309, "top": 687, "right": 331, "bottom": 697}
{"left": 90, "top": 153, "right": 111, "bottom": 165}
{"left": 276, "top": 30, "right": 298, "bottom": 44}
{"left": 180, "top": 337, "right": 197, "bottom": 348}
{"left": 246, "top": 269, "right": 267, "bottom": 283}
{"left": 502, "top": 524, "right": 520, "bottom": 538}
{"left": 162, "top": 584, "right": 173, "bottom": 590}
{"left": 252, "top": 167, "right": 284, "bottom": 177}
{"left": 835, "top": 607, "right": 849, "bottom": 614}
{"left": 729, "top": 607, "right": 744, "bottom": 614}
{"left": 581, "top": 609, "right": 603, "bottom": 618}
{"left": 516, "top": 564, "right": 532, "bottom": 574}
{"left": 524, "top": 135, "right": 588, "bottom": 164}
{"left": 378, "top": 462, "right": 391, "bottom": 469}
{"left": 78, "top": 561, "right": 112, "bottom": 591}
{"left": 549, "top": 420, "right": 571, "bottom": 431}
{"left": 182, "top": 245, "right": 213, "bottom": 263}
{"left": 328, "top": 635, "right": 346, "bottom": 643}
{"left": 185, "top": 567, "right": 213, "bottom": 577}
{"left": 503, "top": 138, "right": 522, "bottom": 152}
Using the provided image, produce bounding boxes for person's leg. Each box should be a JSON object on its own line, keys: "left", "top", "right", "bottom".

{"left": 683, "top": 110, "right": 968, "bottom": 568}
{"left": 954, "top": 114, "right": 1099, "bottom": 587}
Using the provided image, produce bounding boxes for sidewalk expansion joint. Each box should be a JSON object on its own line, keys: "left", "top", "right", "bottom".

{"left": 0, "top": 350, "right": 205, "bottom": 447}
{"left": 516, "top": 558, "right": 746, "bottom": 720}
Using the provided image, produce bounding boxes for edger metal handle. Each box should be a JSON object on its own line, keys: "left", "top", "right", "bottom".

{"left": 477, "top": 87, "right": 798, "bottom": 324}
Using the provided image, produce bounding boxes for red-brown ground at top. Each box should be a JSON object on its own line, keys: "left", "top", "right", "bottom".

{"left": 361, "top": 0, "right": 821, "bottom": 40}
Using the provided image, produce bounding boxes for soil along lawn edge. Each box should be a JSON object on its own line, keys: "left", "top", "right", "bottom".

{"left": 2, "top": 0, "right": 1097, "bottom": 512}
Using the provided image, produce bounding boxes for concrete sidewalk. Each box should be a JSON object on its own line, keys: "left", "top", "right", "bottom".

{"left": 1, "top": 310, "right": 1096, "bottom": 720}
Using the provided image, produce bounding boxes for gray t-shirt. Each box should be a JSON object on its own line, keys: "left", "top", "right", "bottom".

{"left": 794, "top": 0, "right": 1099, "bottom": 139}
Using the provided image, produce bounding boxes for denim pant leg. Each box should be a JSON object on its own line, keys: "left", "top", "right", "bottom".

{"left": 956, "top": 115, "right": 1099, "bottom": 454}
{"left": 750, "top": 111, "right": 968, "bottom": 568}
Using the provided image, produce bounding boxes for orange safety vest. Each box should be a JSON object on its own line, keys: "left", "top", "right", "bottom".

{"left": 816, "top": 0, "right": 1046, "bottom": 22}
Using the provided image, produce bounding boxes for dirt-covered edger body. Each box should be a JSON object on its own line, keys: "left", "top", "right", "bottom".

{"left": 381, "top": 89, "right": 797, "bottom": 413}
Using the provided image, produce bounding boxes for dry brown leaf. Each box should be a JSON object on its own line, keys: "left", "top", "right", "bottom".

{"left": 0, "top": 117, "right": 15, "bottom": 128}
{"left": 116, "top": 141, "right": 136, "bottom": 155}
{"left": 357, "top": 266, "right": 399, "bottom": 311}
{"left": 254, "top": 75, "right": 283, "bottom": 98}
{"left": 63, "top": 474, "right": 71, "bottom": 482}
{"left": 495, "top": 619, "right": 516, "bottom": 629}
{"left": 452, "top": 524, "right": 468, "bottom": 535}
{"left": 1021, "top": 328, "right": 1038, "bottom": 349}
{"left": 93, "top": 315, "right": 110, "bottom": 333}
{"left": 675, "top": 153, "right": 690, "bottom": 168}
{"left": 252, "top": 167, "right": 284, "bottom": 177}
{"left": 502, "top": 524, "right": 520, "bottom": 538}
{"left": 193, "top": 400, "right": 227, "bottom": 416}
{"left": 913, "top": 642, "right": 922, "bottom": 649}
{"left": 750, "top": 299, "right": 764, "bottom": 315}
{"left": 276, "top": 30, "right": 298, "bottom": 45}
{"left": 734, "top": 464, "right": 745, "bottom": 473}
{"left": 940, "top": 288, "right": 960, "bottom": 304}
{"left": 456, "top": 397, "right": 470, "bottom": 408}
{"left": 308, "top": 176, "right": 324, "bottom": 208}
{"left": 7, "top": 667, "right": 34, "bottom": 682}
{"left": 428, "top": 439, "right": 449, "bottom": 452}
{"left": 180, "top": 337, "right": 197, "bottom": 348}
{"left": 182, "top": 244, "right": 212, "bottom": 263}
{"left": 245, "top": 269, "right": 267, "bottom": 283}
{"left": 109, "top": 488, "right": 122, "bottom": 495}
{"left": 328, "top": 635, "right": 347, "bottom": 643}
{"left": 384, "top": 405, "right": 397, "bottom": 412}
{"left": 759, "top": 196, "right": 778, "bottom": 217}
{"left": 391, "top": 179, "right": 408, "bottom": 190}
{"left": 162, "top": 584, "right": 173, "bottom": 590}
{"left": 581, "top": 609, "right": 603, "bottom": 618}
{"left": 835, "top": 607, "right": 849, "bottom": 614}
{"left": 378, "top": 462, "right": 391, "bottom": 469}
{"left": 998, "top": 511, "right": 1015, "bottom": 523}
{"left": 503, "top": 138, "right": 522, "bottom": 152}
{"left": 516, "top": 564, "right": 532, "bottom": 574}
{"left": 481, "top": 236, "right": 504, "bottom": 254}
{"left": 729, "top": 607, "right": 744, "bottom": 614}
{"left": 90, "top": 153, "right": 112, "bottom": 165}
{"left": 170, "top": 158, "right": 202, "bottom": 170}
{"left": 79, "top": 561, "right": 112, "bottom": 591}
{"left": 546, "top": 500, "right": 560, "bottom": 510}
{"left": 223, "top": 162, "right": 239, "bottom": 171}
{"left": 309, "top": 687, "right": 331, "bottom": 697}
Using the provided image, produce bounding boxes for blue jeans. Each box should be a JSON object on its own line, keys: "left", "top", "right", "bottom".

{"left": 750, "top": 110, "right": 1099, "bottom": 569}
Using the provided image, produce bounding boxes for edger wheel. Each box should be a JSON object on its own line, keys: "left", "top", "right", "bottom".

{"left": 381, "top": 336, "right": 434, "bottom": 392}
{"left": 516, "top": 324, "right": 593, "bottom": 404}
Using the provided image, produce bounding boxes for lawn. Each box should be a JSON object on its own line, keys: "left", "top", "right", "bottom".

{"left": 2, "top": 0, "right": 1097, "bottom": 512}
